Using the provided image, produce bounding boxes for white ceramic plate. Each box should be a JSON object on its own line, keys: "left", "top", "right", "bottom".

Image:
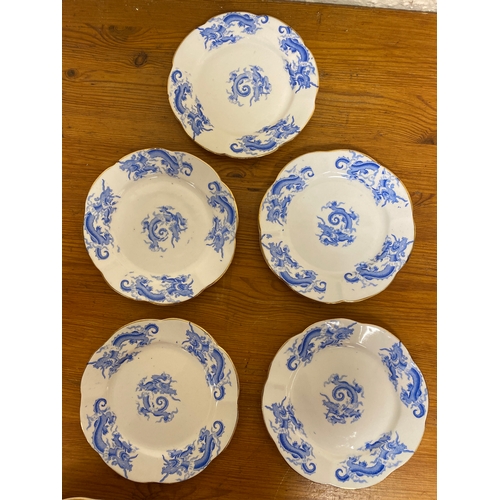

{"left": 259, "top": 150, "right": 414, "bottom": 303}
{"left": 168, "top": 12, "right": 318, "bottom": 158}
{"left": 262, "top": 319, "right": 428, "bottom": 489}
{"left": 83, "top": 148, "right": 238, "bottom": 304}
{"left": 80, "top": 318, "right": 239, "bottom": 483}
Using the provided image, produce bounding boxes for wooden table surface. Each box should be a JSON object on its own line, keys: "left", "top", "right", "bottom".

{"left": 62, "top": 1, "right": 436, "bottom": 498}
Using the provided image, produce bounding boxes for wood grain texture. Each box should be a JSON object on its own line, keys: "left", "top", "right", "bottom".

{"left": 63, "top": 1, "right": 436, "bottom": 498}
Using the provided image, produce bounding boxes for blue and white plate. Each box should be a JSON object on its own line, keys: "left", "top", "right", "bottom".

{"left": 83, "top": 148, "right": 238, "bottom": 304}
{"left": 80, "top": 318, "right": 239, "bottom": 483}
{"left": 262, "top": 319, "right": 428, "bottom": 489}
{"left": 259, "top": 150, "right": 414, "bottom": 303}
{"left": 168, "top": 12, "right": 318, "bottom": 158}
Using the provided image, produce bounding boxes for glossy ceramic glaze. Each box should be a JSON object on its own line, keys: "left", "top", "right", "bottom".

{"left": 262, "top": 318, "right": 428, "bottom": 488}
{"left": 259, "top": 150, "right": 414, "bottom": 303}
{"left": 80, "top": 318, "right": 239, "bottom": 483}
{"left": 168, "top": 12, "right": 318, "bottom": 158}
{"left": 83, "top": 148, "right": 238, "bottom": 304}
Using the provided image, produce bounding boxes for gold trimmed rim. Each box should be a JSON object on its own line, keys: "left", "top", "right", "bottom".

{"left": 83, "top": 148, "right": 239, "bottom": 305}
{"left": 257, "top": 149, "right": 416, "bottom": 304}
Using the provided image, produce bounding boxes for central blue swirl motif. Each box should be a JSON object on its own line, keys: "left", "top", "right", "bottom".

{"left": 278, "top": 25, "right": 318, "bottom": 92}
{"left": 89, "top": 323, "right": 159, "bottom": 378}
{"left": 84, "top": 179, "right": 120, "bottom": 260}
{"left": 136, "top": 373, "right": 180, "bottom": 423}
{"left": 205, "top": 181, "right": 237, "bottom": 259}
{"left": 317, "top": 201, "right": 359, "bottom": 247}
{"left": 142, "top": 206, "right": 188, "bottom": 252}
{"left": 227, "top": 65, "right": 272, "bottom": 106}
{"left": 344, "top": 235, "right": 412, "bottom": 287}
{"left": 230, "top": 115, "right": 300, "bottom": 156}
{"left": 118, "top": 149, "right": 193, "bottom": 180}
{"left": 160, "top": 421, "right": 225, "bottom": 482}
{"left": 170, "top": 70, "right": 213, "bottom": 138}
{"left": 320, "top": 374, "right": 364, "bottom": 425}
{"left": 286, "top": 321, "right": 357, "bottom": 370}
{"left": 86, "top": 398, "right": 138, "bottom": 479}
{"left": 335, "top": 151, "right": 409, "bottom": 208}
{"left": 335, "top": 431, "right": 412, "bottom": 483}
{"left": 379, "top": 342, "right": 427, "bottom": 418}
{"left": 182, "top": 323, "right": 232, "bottom": 401}
{"left": 266, "top": 398, "right": 316, "bottom": 475}
{"left": 198, "top": 13, "right": 269, "bottom": 50}
{"left": 261, "top": 234, "right": 327, "bottom": 299}
{"left": 120, "top": 274, "right": 194, "bottom": 303}
{"left": 262, "top": 165, "right": 314, "bottom": 225}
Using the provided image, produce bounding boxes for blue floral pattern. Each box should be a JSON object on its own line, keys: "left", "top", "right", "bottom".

{"left": 205, "top": 181, "right": 237, "bottom": 259}
{"left": 344, "top": 235, "right": 412, "bottom": 287}
{"left": 317, "top": 201, "right": 359, "bottom": 247}
{"left": 261, "top": 165, "right": 314, "bottom": 225}
{"left": 227, "top": 65, "right": 272, "bottom": 106}
{"left": 118, "top": 149, "right": 193, "bottom": 180}
{"left": 142, "top": 206, "right": 188, "bottom": 252}
{"left": 379, "top": 343, "right": 427, "bottom": 418}
{"left": 182, "top": 323, "right": 232, "bottom": 401}
{"left": 278, "top": 26, "right": 318, "bottom": 92}
{"left": 321, "top": 374, "right": 364, "bottom": 425}
{"left": 86, "top": 398, "right": 138, "bottom": 479}
{"left": 136, "top": 373, "right": 180, "bottom": 423}
{"left": 265, "top": 398, "right": 316, "bottom": 474}
{"left": 286, "top": 321, "right": 356, "bottom": 370}
{"left": 89, "top": 323, "right": 159, "bottom": 378}
{"left": 260, "top": 235, "right": 327, "bottom": 299}
{"left": 335, "top": 432, "right": 412, "bottom": 484}
{"left": 335, "top": 151, "right": 408, "bottom": 208}
{"left": 230, "top": 115, "right": 300, "bottom": 155}
{"left": 84, "top": 180, "right": 120, "bottom": 260}
{"left": 120, "top": 274, "right": 194, "bottom": 303}
{"left": 198, "top": 13, "right": 269, "bottom": 50}
{"left": 160, "top": 421, "right": 225, "bottom": 482}
{"left": 170, "top": 70, "right": 213, "bottom": 138}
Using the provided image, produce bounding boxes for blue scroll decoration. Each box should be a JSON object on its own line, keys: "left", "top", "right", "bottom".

{"left": 205, "top": 181, "right": 237, "bottom": 259}
{"left": 136, "top": 373, "right": 181, "bottom": 423}
{"left": 142, "top": 206, "right": 188, "bottom": 252}
{"left": 160, "top": 421, "right": 225, "bottom": 482}
{"left": 261, "top": 165, "right": 314, "bottom": 225}
{"left": 278, "top": 25, "right": 318, "bottom": 92}
{"left": 182, "top": 323, "right": 232, "bottom": 401}
{"left": 317, "top": 201, "right": 359, "bottom": 247}
{"left": 230, "top": 115, "right": 300, "bottom": 155}
{"left": 260, "top": 234, "right": 327, "bottom": 299}
{"left": 335, "top": 432, "right": 412, "bottom": 484}
{"left": 84, "top": 179, "right": 120, "bottom": 260}
{"left": 170, "top": 70, "right": 213, "bottom": 138}
{"left": 119, "top": 148, "right": 193, "bottom": 180}
{"left": 344, "top": 235, "right": 412, "bottom": 287}
{"left": 265, "top": 398, "right": 316, "bottom": 474}
{"left": 89, "top": 323, "right": 159, "bottom": 378}
{"left": 286, "top": 321, "right": 357, "bottom": 370}
{"left": 198, "top": 13, "right": 269, "bottom": 50}
{"left": 335, "top": 151, "right": 409, "bottom": 208}
{"left": 120, "top": 274, "right": 194, "bottom": 303}
{"left": 320, "top": 374, "right": 364, "bottom": 425}
{"left": 379, "top": 342, "right": 427, "bottom": 418}
{"left": 227, "top": 65, "right": 272, "bottom": 106}
{"left": 86, "top": 398, "right": 138, "bottom": 479}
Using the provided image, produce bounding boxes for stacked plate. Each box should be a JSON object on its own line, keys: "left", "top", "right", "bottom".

{"left": 79, "top": 10, "right": 427, "bottom": 490}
